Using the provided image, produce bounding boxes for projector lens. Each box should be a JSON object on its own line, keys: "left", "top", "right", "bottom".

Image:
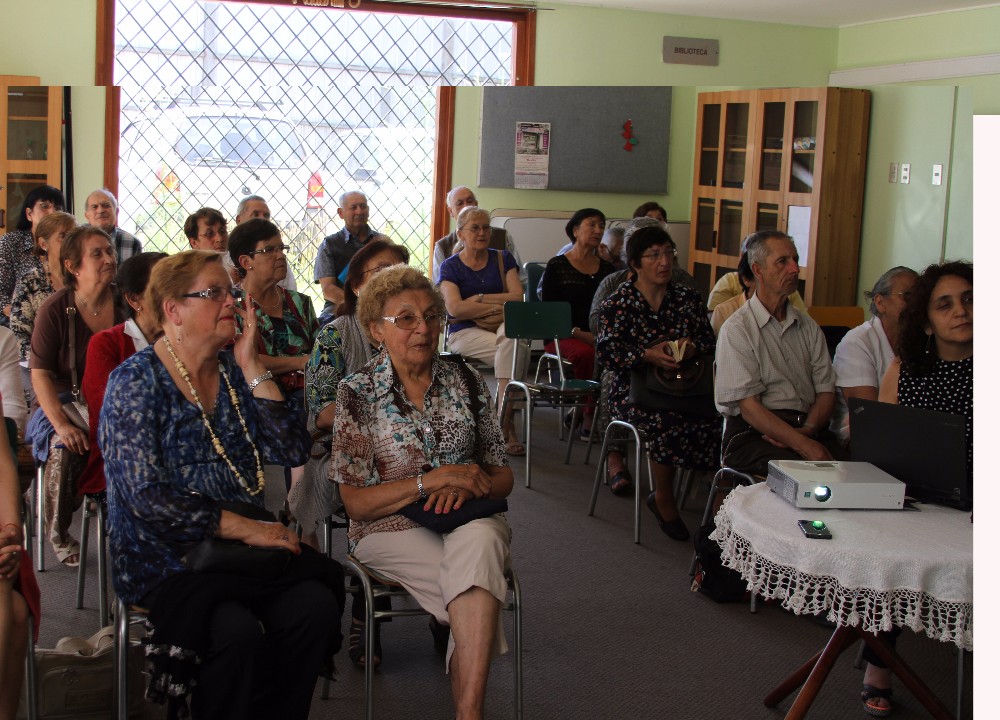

{"left": 815, "top": 485, "right": 831, "bottom": 503}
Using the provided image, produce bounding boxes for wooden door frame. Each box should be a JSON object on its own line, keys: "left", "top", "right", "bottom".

{"left": 95, "top": 0, "right": 536, "bottom": 246}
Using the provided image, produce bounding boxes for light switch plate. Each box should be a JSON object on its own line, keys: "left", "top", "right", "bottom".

{"left": 932, "top": 164, "right": 943, "bottom": 186}
{"left": 888, "top": 163, "right": 898, "bottom": 183}
{"left": 900, "top": 163, "right": 911, "bottom": 184}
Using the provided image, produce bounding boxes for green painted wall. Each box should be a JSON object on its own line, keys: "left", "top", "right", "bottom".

{"left": 854, "top": 85, "right": 971, "bottom": 302}
{"left": 837, "top": 6, "right": 1000, "bottom": 114}
{"left": 0, "top": 0, "right": 104, "bottom": 214}
{"left": 458, "top": 3, "right": 989, "bottom": 304}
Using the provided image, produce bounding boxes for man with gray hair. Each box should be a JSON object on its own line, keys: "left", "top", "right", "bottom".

{"left": 314, "top": 190, "right": 388, "bottom": 317}
{"left": 431, "top": 186, "right": 521, "bottom": 283}
{"left": 715, "top": 230, "right": 839, "bottom": 476}
{"left": 84, "top": 189, "right": 141, "bottom": 263}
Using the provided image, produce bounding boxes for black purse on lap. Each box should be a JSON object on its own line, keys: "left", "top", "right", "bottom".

{"left": 182, "top": 500, "right": 291, "bottom": 580}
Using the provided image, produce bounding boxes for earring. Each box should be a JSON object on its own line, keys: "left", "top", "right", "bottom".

{"left": 248, "top": 265, "right": 253, "bottom": 270}
{"left": 925, "top": 333, "right": 933, "bottom": 354}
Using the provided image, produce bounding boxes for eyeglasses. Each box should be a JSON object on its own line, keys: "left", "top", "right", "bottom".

{"left": 462, "top": 224, "right": 492, "bottom": 235}
{"left": 889, "top": 292, "right": 912, "bottom": 301}
{"left": 198, "top": 228, "right": 227, "bottom": 240}
{"left": 640, "top": 248, "right": 677, "bottom": 261}
{"left": 33, "top": 201, "right": 58, "bottom": 212}
{"left": 362, "top": 263, "right": 396, "bottom": 276}
{"left": 249, "top": 244, "right": 289, "bottom": 256}
{"left": 181, "top": 286, "right": 245, "bottom": 302}
{"left": 381, "top": 312, "right": 447, "bottom": 330}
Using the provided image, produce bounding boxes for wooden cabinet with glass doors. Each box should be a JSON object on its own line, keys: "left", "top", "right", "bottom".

{"left": 0, "top": 77, "right": 62, "bottom": 233}
{"left": 688, "top": 87, "right": 870, "bottom": 306}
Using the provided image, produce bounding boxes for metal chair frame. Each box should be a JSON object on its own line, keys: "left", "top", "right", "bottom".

{"left": 112, "top": 596, "right": 149, "bottom": 720}
{"left": 589, "top": 420, "right": 695, "bottom": 544}
{"left": 76, "top": 492, "right": 110, "bottom": 627}
{"left": 336, "top": 555, "right": 523, "bottom": 720}
{"left": 498, "top": 301, "right": 600, "bottom": 488}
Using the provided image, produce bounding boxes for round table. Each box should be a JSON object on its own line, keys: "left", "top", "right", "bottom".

{"left": 713, "top": 483, "right": 972, "bottom": 719}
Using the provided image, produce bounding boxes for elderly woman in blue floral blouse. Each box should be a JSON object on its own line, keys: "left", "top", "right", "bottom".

{"left": 100, "top": 250, "right": 343, "bottom": 720}
{"left": 331, "top": 265, "right": 512, "bottom": 720}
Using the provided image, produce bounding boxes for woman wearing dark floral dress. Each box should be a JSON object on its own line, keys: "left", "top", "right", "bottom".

{"left": 597, "top": 226, "right": 721, "bottom": 541}
{"left": 0, "top": 186, "right": 64, "bottom": 328}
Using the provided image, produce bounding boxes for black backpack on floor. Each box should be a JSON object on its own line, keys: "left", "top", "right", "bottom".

{"left": 691, "top": 521, "right": 749, "bottom": 603}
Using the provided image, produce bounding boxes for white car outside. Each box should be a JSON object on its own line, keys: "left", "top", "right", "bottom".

{"left": 118, "top": 106, "right": 324, "bottom": 229}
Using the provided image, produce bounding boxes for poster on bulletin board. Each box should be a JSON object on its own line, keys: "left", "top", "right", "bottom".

{"left": 479, "top": 86, "right": 671, "bottom": 193}
{"left": 514, "top": 122, "right": 551, "bottom": 189}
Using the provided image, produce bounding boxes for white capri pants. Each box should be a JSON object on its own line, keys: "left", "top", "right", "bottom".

{"left": 446, "top": 324, "right": 527, "bottom": 381}
{"left": 353, "top": 514, "right": 512, "bottom": 670}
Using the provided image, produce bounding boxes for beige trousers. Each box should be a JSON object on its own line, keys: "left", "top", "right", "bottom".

{"left": 353, "top": 514, "right": 512, "bottom": 670}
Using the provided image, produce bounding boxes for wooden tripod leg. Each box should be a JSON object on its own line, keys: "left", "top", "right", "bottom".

{"left": 763, "top": 625, "right": 859, "bottom": 718}
{"left": 859, "top": 630, "right": 955, "bottom": 720}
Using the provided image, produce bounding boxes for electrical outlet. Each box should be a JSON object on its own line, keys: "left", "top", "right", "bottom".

{"left": 888, "top": 163, "right": 898, "bottom": 183}
{"left": 932, "top": 164, "right": 943, "bottom": 186}
{"left": 900, "top": 163, "right": 910, "bottom": 184}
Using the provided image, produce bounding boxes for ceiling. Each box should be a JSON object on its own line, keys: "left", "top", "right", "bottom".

{"left": 542, "top": 0, "right": 995, "bottom": 29}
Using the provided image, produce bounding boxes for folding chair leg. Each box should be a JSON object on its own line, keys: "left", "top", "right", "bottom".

{"left": 76, "top": 498, "right": 91, "bottom": 609}
{"left": 35, "top": 466, "right": 44, "bottom": 572}
{"left": 509, "top": 569, "right": 524, "bottom": 720}
{"left": 587, "top": 428, "right": 615, "bottom": 516}
{"left": 97, "top": 501, "right": 109, "bottom": 626}
{"left": 25, "top": 614, "right": 37, "bottom": 720}
{"left": 114, "top": 597, "right": 130, "bottom": 720}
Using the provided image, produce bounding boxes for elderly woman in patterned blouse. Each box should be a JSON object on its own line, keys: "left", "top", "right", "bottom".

{"left": 100, "top": 250, "right": 342, "bottom": 720}
{"left": 331, "top": 265, "right": 513, "bottom": 720}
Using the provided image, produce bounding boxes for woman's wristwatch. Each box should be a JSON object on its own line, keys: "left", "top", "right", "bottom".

{"left": 416, "top": 471, "right": 428, "bottom": 501}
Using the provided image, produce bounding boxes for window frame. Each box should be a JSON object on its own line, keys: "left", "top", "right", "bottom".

{"left": 95, "top": 0, "right": 536, "bottom": 253}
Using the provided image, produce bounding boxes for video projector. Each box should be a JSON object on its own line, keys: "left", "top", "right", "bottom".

{"left": 765, "top": 460, "right": 905, "bottom": 510}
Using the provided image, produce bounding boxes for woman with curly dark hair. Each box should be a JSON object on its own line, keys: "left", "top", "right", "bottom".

{"left": 863, "top": 259, "right": 972, "bottom": 718}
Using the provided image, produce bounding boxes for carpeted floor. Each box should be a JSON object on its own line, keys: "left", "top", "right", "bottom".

{"left": 29, "top": 395, "right": 972, "bottom": 719}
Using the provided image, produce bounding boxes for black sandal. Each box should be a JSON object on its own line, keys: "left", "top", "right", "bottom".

{"left": 608, "top": 468, "right": 633, "bottom": 496}
{"left": 348, "top": 619, "right": 382, "bottom": 669}
{"left": 861, "top": 684, "right": 893, "bottom": 717}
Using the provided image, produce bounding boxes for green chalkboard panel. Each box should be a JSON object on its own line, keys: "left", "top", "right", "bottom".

{"left": 478, "top": 86, "right": 671, "bottom": 193}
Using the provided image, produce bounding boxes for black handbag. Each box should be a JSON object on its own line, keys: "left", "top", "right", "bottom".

{"left": 182, "top": 500, "right": 291, "bottom": 580}
{"left": 398, "top": 497, "right": 509, "bottom": 534}
{"left": 629, "top": 356, "right": 717, "bottom": 418}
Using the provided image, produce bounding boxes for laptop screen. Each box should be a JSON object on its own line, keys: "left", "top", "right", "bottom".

{"left": 848, "top": 398, "right": 971, "bottom": 510}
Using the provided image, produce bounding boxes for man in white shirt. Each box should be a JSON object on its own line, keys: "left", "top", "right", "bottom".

{"left": 715, "top": 231, "right": 839, "bottom": 475}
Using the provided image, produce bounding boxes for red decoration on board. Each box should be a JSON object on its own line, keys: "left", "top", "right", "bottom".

{"left": 622, "top": 120, "right": 638, "bottom": 151}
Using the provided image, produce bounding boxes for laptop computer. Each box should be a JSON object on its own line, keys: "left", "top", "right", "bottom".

{"left": 848, "top": 398, "right": 971, "bottom": 510}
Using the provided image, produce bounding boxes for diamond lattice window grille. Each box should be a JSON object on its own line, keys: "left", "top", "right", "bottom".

{"left": 114, "top": 0, "right": 513, "bottom": 311}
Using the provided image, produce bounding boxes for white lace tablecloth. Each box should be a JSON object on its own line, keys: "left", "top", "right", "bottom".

{"left": 712, "top": 483, "right": 973, "bottom": 651}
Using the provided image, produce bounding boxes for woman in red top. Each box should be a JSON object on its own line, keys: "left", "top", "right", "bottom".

{"left": 81, "top": 253, "right": 167, "bottom": 494}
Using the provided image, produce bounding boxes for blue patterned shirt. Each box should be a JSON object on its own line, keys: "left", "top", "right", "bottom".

{"left": 100, "top": 346, "right": 310, "bottom": 603}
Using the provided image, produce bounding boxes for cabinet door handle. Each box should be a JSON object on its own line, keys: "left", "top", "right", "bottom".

{"left": 711, "top": 229, "right": 717, "bottom": 249}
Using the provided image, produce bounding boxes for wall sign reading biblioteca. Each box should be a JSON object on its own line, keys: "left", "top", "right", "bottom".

{"left": 662, "top": 37, "right": 719, "bottom": 66}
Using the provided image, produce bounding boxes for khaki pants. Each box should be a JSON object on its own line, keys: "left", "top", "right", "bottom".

{"left": 353, "top": 514, "right": 512, "bottom": 670}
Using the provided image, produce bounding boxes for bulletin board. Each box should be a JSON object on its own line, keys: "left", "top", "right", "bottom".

{"left": 478, "top": 86, "right": 672, "bottom": 194}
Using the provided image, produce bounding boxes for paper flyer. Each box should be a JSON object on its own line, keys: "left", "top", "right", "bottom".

{"left": 514, "top": 121, "right": 550, "bottom": 190}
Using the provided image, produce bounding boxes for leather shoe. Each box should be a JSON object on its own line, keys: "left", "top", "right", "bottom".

{"left": 645, "top": 492, "right": 691, "bottom": 541}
